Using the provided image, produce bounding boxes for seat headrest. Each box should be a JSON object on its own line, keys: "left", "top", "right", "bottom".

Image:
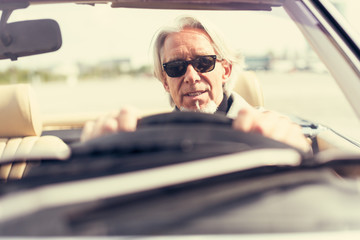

{"left": 233, "top": 71, "right": 264, "bottom": 108}
{"left": 0, "top": 84, "right": 42, "bottom": 137}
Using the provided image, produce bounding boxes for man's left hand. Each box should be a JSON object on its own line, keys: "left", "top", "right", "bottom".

{"left": 232, "top": 105, "right": 311, "bottom": 153}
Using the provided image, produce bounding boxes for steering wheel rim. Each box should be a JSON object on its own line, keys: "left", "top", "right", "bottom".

{"left": 73, "top": 111, "right": 298, "bottom": 157}
{"left": 137, "top": 111, "right": 233, "bottom": 128}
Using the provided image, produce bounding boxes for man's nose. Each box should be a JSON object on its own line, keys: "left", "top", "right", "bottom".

{"left": 184, "top": 64, "right": 201, "bottom": 84}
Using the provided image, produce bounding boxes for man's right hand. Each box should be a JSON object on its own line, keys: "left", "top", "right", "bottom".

{"left": 80, "top": 106, "right": 139, "bottom": 142}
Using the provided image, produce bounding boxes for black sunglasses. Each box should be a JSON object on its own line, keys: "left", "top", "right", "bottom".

{"left": 162, "top": 55, "right": 217, "bottom": 78}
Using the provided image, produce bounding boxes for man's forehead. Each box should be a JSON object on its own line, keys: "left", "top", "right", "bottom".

{"left": 161, "top": 28, "right": 215, "bottom": 62}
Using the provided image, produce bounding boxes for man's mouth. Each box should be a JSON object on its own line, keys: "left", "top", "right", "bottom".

{"left": 184, "top": 91, "right": 206, "bottom": 97}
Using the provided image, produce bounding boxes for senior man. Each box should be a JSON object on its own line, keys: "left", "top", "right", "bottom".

{"left": 81, "top": 16, "right": 311, "bottom": 153}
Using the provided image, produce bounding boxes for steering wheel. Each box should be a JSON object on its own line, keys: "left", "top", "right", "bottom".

{"left": 20, "top": 111, "right": 302, "bottom": 185}
{"left": 137, "top": 111, "right": 233, "bottom": 128}
{"left": 73, "top": 111, "right": 296, "bottom": 159}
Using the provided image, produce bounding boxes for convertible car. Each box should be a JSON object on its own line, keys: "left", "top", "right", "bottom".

{"left": 1, "top": 0, "right": 360, "bottom": 238}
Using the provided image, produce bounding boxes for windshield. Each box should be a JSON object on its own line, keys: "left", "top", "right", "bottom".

{"left": 2, "top": 2, "right": 360, "bottom": 141}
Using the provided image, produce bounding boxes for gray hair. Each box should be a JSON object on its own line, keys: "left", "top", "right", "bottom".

{"left": 152, "top": 16, "right": 243, "bottom": 106}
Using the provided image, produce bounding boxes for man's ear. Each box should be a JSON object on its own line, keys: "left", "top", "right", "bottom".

{"left": 221, "top": 60, "right": 232, "bottom": 84}
{"left": 162, "top": 76, "right": 170, "bottom": 92}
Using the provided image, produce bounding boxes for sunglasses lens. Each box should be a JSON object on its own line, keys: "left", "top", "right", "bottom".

{"left": 193, "top": 56, "right": 216, "bottom": 73}
{"left": 163, "top": 55, "right": 216, "bottom": 78}
{"left": 164, "top": 61, "right": 187, "bottom": 77}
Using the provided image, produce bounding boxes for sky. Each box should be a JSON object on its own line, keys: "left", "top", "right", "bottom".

{"left": 2, "top": 3, "right": 305, "bottom": 69}
{"left": 1, "top": 0, "right": 359, "bottom": 70}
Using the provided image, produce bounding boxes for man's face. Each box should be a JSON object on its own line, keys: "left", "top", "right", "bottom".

{"left": 161, "top": 28, "right": 231, "bottom": 111}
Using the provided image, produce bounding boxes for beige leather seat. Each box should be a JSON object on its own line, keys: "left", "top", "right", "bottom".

{"left": 0, "top": 84, "right": 70, "bottom": 181}
{"left": 233, "top": 71, "right": 264, "bottom": 108}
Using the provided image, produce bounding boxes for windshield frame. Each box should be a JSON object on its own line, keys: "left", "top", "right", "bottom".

{"left": 283, "top": 0, "right": 360, "bottom": 120}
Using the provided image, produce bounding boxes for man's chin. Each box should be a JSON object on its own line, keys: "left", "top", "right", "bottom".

{"left": 180, "top": 100, "right": 218, "bottom": 114}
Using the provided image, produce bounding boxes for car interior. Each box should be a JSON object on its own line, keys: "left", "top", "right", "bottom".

{"left": 0, "top": 70, "right": 359, "bottom": 181}
{"left": 1, "top": 1, "right": 360, "bottom": 237}
{"left": 0, "top": 84, "right": 70, "bottom": 181}
{"left": 0, "top": 0, "right": 359, "bottom": 183}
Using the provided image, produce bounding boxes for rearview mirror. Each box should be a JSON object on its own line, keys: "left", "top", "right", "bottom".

{"left": 0, "top": 19, "right": 62, "bottom": 61}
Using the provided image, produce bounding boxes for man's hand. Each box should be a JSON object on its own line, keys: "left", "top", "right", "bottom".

{"left": 232, "top": 106, "right": 311, "bottom": 153}
{"left": 81, "top": 105, "right": 311, "bottom": 154}
{"left": 80, "top": 106, "right": 139, "bottom": 142}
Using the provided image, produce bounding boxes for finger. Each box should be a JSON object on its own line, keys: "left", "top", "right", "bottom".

{"left": 80, "top": 120, "right": 95, "bottom": 142}
{"left": 258, "top": 114, "right": 311, "bottom": 152}
{"left": 91, "top": 116, "right": 108, "bottom": 139}
{"left": 257, "top": 112, "right": 292, "bottom": 137}
{"left": 284, "top": 126, "right": 311, "bottom": 153}
{"left": 232, "top": 106, "right": 257, "bottom": 132}
{"left": 101, "top": 117, "right": 119, "bottom": 135}
{"left": 116, "top": 106, "right": 139, "bottom": 132}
